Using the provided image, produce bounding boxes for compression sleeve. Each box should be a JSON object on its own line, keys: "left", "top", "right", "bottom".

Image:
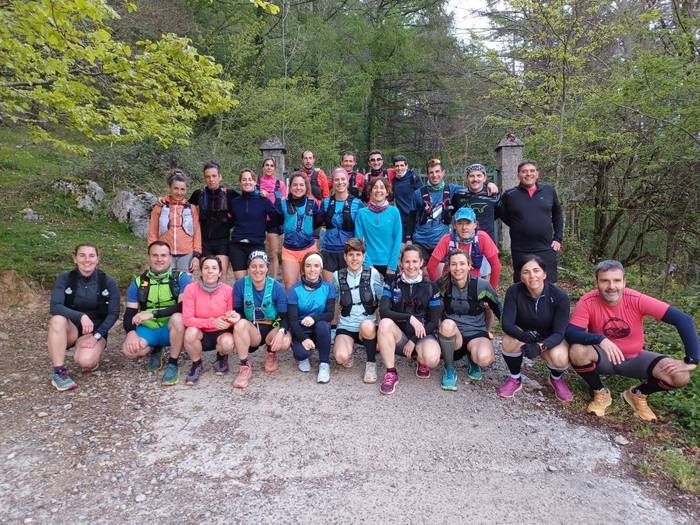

{"left": 662, "top": 307, "right": 699, "bottom": 364}
{"left": 153, "top": 303, "right": 182, "bottom": 318}
{"left": 565, "top": 323, "right": 604, "bottom": 346}
{"left": 316, "top": 298, "right": 336, "bottom": 323}
{"left": 123, "top": 307, "right": 137, "bottom": 333}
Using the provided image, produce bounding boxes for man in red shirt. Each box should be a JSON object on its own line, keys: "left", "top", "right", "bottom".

{"left": 566, "top": 260, "right": 698, "bottom": 421}
{"left": 299, "top": 149, "right": 330, "bottom": 205}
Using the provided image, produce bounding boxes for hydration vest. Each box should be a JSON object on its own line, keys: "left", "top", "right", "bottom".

{"left": 324, "top": 195, "right": 355, "bottom": 232}
{"left": 417, "top": 185, "right": 452, "bottom": 225}
{"left": 243, "top": 276, "right": 278, "bottom": 322}
{"left": 199, "top": 187, "right": 230, "bottom": 223}
{"left": 64, "top": 270, "right": 110, "bottom": 318}
{"left": 283, "top": 198, "right": 315, "bottom": 235}
{"left": 135, "top": 269, "right": 181, "bottom": 311}
{"left": 338, "top": 268, "right": 377, "bottom": 317}
{"left": 348, "top": 171, "right": 362, "bottom": 197}
{"left": 446, "top": 232, "right": 484, "bottom": 271}
{"left": 442, "top": 275, "right": 482, "bottom": 316}
{"left": 158, "top": 201, "right": 195, "bottom": 236}
{"left": 301, "top": 168, "right": 322, "bottom": 200}
{"left": 387, "top": 279, "right": 433, "bottom": 320}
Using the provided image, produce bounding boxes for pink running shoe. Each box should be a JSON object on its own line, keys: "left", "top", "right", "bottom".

{"left": 380, "top": 371, "right": 399, "bottom": 395}
{"left": 416, "top": 363, "right": 430, "bottom": 379}
{"left": 498, "top": 377, "right": 522, "bottom": 398}
{"left": 549, "top": 376, "right": 573, "bottom": 402}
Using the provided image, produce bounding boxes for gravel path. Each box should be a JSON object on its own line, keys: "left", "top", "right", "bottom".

{"left": 0, "top": 299, "right": 695, "bottom": 524}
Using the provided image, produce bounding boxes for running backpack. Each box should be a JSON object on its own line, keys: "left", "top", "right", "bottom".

{"left": 337, "top": 268, "right": 377, "bottom": 317}
{"left": 442, "top": 275, "right": 482, "bottom": 316}
{"left": 135, "top": 269, "right": 182, "bottom": 311}
{"left": 64, "top": 270, "right": 110, "bottom": 318}
{"left": 243, "top": 276, "right": 278, "bottom": 322}
{"left": 417, "top": 185, "right": 452, "bottom": 225}
{"left": 324, "top": 195, "right": 356, "bottom": 232}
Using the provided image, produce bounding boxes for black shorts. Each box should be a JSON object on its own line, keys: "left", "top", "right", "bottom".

{"left": 593, "top": 346, "right": 666, "bottom": 380}
{"left": 203, "top": 239, "right": 229, "bottom": 257}
{"left": 374, "top": 265, "right": 388, "bottom": 278}
{"left": 321, "top": 251, "right": 346, "bottom": 273}
{"left": 228, "top": 242, "right": 265, "bottom": 272}
{"left": 202, "top": 330, "right": 228, "bottom": 352}
{"left": 68, "top": 317, "right": 108, "bottom": 344}
{"left": 453, "top": 331, "right": 490, "bottom": 361}
{"left": 267, "top": 224, "right": 283, "bottom": 235}
{"left": 335, "top": 328, "right": 361, "bottom": 344}
{"left": 255, "top": 323, "right": 275, "bottom": 345}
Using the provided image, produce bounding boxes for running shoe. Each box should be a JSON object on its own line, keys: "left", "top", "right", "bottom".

{"left": 161, "top": 363, "right": 179, "bottom": 386}
{"left": 498, "top": 377, "right": 522, "bottom": 398}
{"left": 51, "top": 369, "right": 77, "bottom": 392}
{"left": 467, "top": 358, "right": 483, "bottom": 381}
{"left": 416, "top": 363, "right": 430, "bottom": 379}
{"left": 147, "top": 348, "right": 163, "bottom": 372}
{"left": 622, "top": 388, "right": 657, "bottom": 422}
{"left": 441, "top": 366, "right": 458, "bottom": 391}
{"left": 298, "top": 358, "right": 311, "bottom": 373}
{"left": 317, "top": 362, "right": 330, "bottom": 384}
{"left": 363, "top": 362, "right": 378, "bottom": 384}
{"left": 233, "top": 364, "right": 252, "bottom": 389}
{"left": 264, "top": 349, "right": 278, "bottom": 373}
{"left": 185, "top": 363, "right": 203, "bottom": 386}
{"left": 380, "top": 371, "right": 399, "bottom": 395}
{"left": 586, "top": 389, "right": 612, "bottom": 417}
{"left": 213, "top": 355, "right": 230, "bottom": 376}
{"left": 549, "top": 376, "right": 573, "bottom": 402}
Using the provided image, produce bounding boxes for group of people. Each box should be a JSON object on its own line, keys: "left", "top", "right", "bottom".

{"left": 47, "top": 151, "right": 698, "bottom": 424}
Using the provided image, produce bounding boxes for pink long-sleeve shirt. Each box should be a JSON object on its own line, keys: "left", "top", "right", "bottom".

{"left": 182, "top": 282, "right": 233, "bottom": 332}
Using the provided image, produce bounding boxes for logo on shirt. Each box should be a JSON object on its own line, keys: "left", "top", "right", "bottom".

{"left": 602, "top": 317, "right": 631, "bottom": 339}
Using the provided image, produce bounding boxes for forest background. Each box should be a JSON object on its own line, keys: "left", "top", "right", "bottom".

{"left": 0, "top": 0, "right": 698, "bottom": 488}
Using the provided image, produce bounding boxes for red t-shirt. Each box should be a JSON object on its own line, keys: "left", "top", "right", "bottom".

{"left": 426, "top": 230, "right": 501, "bottom": 289}
{"left": 569, "top": 288, "right": 669, "bottom": 358}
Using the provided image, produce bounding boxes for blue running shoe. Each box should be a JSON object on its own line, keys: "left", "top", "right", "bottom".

{"left": 161, "top": 363, "right": 179, "bottom": 386}
{"left": 52, "top": 369, "right": 77, "bottom": 392}
{"left": 147, "top": 347, "right": 163, "bottom": 372}
{"left": 441, "top": 366, "right": 458, "bottom": 391}
{"left": 467, "top": 358, "right": 483, "bottom": 381}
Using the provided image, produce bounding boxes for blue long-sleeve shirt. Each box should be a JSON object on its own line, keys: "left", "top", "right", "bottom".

{"left": 320, "top": 196, "right": 365, "bottom": 253}
{"left": 354, "top": 205, "right": 402, "bottom": 271}
{"left": 229, "top": 191, "right": 282, "bottom": 245}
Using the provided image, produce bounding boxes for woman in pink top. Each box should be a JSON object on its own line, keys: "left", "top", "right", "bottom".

{"left": 182, "top": 256, "right": 234, "bottom": 385}
{"left": 258, "top": 158, "right": 287, "bottom": 280}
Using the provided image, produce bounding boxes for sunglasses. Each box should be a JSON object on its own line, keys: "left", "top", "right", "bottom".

{"left": 369, "top": 157, "right": 383, "bottom": 162}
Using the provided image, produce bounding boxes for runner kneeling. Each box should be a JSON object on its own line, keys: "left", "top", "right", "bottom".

{"left": 48, "top": 243, "right": 120, "bottom": 391}
{"left": 377, "top": 245, "right": 442, "bottom": 395}
{"left": 332, "top": 238, "right": 383, "bottom": 383}
{"left": 122, "top": 241, "right": 192, "bottom": 386}
{"left": 438, "top": 250, "right": 501, "bottom": 391}
{"left": 499, "top": 255, "right": 572, "bottom": 401}
{"left": 288, "top": 252, "right": 337, "bottom": 383}
{"left": 226, "top": 251, "right": 292, "bottom": 389}
{"left": 182, "top": 256, "right": 235, "bottom": 386}
{"left": 566, "top": 260, "right": 698, "bottom": 421}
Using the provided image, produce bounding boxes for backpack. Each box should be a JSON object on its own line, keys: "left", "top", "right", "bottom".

{"left": 348, "top": 171, "right": 363, "bottom": 198}
{"left": 284, "top": 198, "right": 315, "bottom": 235}
{"left": 446, "top": 232, "right": 484, "bottom": 271}
{"left": 324, "top": 195, "right": 356, "bottom": 232}
{"left": 199, "top": 187, "right": 230, "bottom": 222}
{"left": 417, "top": 185, "right": 452, "bottom": 225}
{"left": 64, "top": 270, "right": 110, "bottom": 318}
{"left": 442, "top": 275, "right": 482, "bottom": 316}
{"left": 337, "top": 268, "right": 377, "bottom": 317}
{"left": 243, "top": 276, "right": 278, "bottom": 322}
{"left": 136, "top": 269, "right": 182, "bottom": 311}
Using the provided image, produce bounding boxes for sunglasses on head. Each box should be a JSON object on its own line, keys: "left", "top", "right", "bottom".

{"left": 427, "top": 158, "right": 441, "bottom": 168}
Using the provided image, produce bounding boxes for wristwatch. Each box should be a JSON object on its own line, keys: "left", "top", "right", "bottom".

{"left": 94, "top": 333, "right": 102, "bottom": 341}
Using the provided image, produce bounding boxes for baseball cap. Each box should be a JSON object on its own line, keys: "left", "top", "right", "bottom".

{"left": 454, "top": 207, "right": 476, "bottom": 222}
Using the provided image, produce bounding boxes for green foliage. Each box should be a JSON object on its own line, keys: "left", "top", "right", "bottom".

{"left": 0, "top": 0, "right": 236, "bottom": 152}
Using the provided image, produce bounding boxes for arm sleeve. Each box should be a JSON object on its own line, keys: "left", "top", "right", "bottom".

{"left": 317, "top": 297, "right": 336, "bottom": 323}
{"left": 49, "top": 272, "right": 84, "bottom": 324}
{"left": 501, "top": 286, "right": 529, "bottom": 342}
{"left": 552, "top": 189, "right": 564, "bottom": 243}
{"left": 565, "top": 323, "right": 605, "bottom": 345}
{"left": 661, "top": 307, "right": 699, "bottom": 363}
{"left": 541, "top": 287, "right": 570, "bottom": 349}
{"left": 388, "top": 208, "right": 402, "bottom": 272}
{"left": 123, "top": 307, "right": 137, "bottom": 332}
{"left": 153, "top": 303, "right": 182, "bottom": 318}
{"left": 94, "top": 276, "right": 120, "bottom": 337}
{"left": 286, "top": 303, "right": 306, "bottom": 341}
{"left": 478, "top": 280, "right": 501, "bottom": 320}
{"left": 379, "top": 287, "right": 411, "bottom": 324}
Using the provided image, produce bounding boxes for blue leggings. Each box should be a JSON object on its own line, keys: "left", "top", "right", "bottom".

{"left": 292, "top": 320, "right": 332, "bottom": 364}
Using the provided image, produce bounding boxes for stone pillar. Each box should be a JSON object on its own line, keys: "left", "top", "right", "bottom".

{"left": 259, "top": 137, "right": 287, "bottom": 180}
{"left": 495, "top": 133, "right": 524, "bottom": 250}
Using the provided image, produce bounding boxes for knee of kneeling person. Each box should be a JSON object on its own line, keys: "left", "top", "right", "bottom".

{"left": 668, "top": 370, "right": 691, "bottom": 388}
{"left": 218, "top": 334, "right": 235, "bottom": 353}
{"left": 334, "top": 346, "right": 351, "bottom": 364}
{"left": 568, "top": 344, "right": 592, "bottom": 366}
{"left": 48, "top": 315, "right": 68, "bottom": 331}
{"left": 75, "top": 350, "right": 98, "bottom": 369}
{"left": 168, "top": 313, "right": 185, "bottom": 332}
{"left": 184, "top": 327, "right": 201, "bottom": 343}
{"left": 438, "top": 319, "right": 458, "bottom": 336}
{"left": 475, "top": 348, "right": 495, "bottom": 367}
{"left": 359, "top": 320, "right": 376, "bottom": 338}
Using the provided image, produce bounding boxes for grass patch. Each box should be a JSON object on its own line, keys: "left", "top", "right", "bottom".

{"left": 650, "top": 449, "right": 700, "bottom": 495}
